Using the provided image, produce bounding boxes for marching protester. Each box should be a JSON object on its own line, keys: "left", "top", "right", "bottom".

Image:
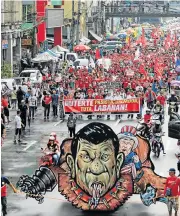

{"left": 164, "top": 168, "right": 180, "bottom": 216}
{"left": 19, "top": 100, "right": 28, "bottom": 132}
{"left": 51, "top": 90, "right": 59, "bottom": 118}
{"left": 1, "top": 95, "right": 10, "bottom": 125}
{"left": 1, "top": 175, "right": 19, "bottom": 216}
{"left": 16, "top": 87, "right": 25, "bottom": 109}
{"left": 43, "top": 92, "right": 52, "bottom": 120}
{"left": 67, "top": 113, "right": 76, "bottom": 137}
{"left": 14, "top": 110, "right": 23, "bottom": 143}
{"left": 28, "top": 92, "right": 37, "bottom": 120}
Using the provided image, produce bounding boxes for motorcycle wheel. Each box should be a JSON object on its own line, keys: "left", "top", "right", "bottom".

{"left": 155, "top": 144, "right": 160, "bottom": 158}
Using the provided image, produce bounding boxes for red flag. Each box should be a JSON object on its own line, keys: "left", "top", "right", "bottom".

{"left": 154, "top": 59, "right": 163, "bottom": 79}
{"left": 95, "top": 48, "right": 101, "bottom": 60}
{"left": 139, "top": 64, "right": 147, "bottom": 77}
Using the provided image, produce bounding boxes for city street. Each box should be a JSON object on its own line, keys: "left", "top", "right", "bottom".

{"left": 2, "top": 106, "right": 179, "bottom": 216}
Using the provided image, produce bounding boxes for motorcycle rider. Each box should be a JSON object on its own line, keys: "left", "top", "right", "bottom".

{"left": 152, "top": 120, "right": 166, "bottom": 155}
{"left": 144, "top": 109, "right": 152, "bottom": 124}
{"left": 43, "top": 136, "right": 60, "bottom": 166}
{"left": 50, "top": 132, "right": 59, "bottom": 145}
{"left": 153, "top": 100, "right": 163, "bottom": 123}
{"left": 168, "top": 91, "right": 178, "bottom": 113}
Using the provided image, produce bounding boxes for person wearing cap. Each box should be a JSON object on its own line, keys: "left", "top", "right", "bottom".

{"left": 118, "top": 126, "right": 142, "bottom": 179}
{"left": 164, "top": 168, "right": 180, "bottom": 216}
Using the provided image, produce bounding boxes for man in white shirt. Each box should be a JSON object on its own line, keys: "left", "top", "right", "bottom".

{"left": 14, "top": 110, "right": 22, "bottom": 143}
{"left": 28, "top": 93, "right": 37, "bottom": 119}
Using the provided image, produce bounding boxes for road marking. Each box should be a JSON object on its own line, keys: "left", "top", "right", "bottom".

{"left": 54, "top": 120, "right": 63, "bottom": 126}
{"left": 22, "top": 141, "right": 37, "bottom": 151}
{"left": 114, "top": 119, "right": 120, "bottom": 126}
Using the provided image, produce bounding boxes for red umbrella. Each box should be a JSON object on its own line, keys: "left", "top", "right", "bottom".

{"left": 74, "top": 45, "right": 91, "bottom": 52}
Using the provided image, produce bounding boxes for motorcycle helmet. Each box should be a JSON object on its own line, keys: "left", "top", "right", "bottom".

{"left": 146, "top": 109, "right": 151, "bottom": 114}
{"left": 177, "top": 153, "right": 180, "bottom": 157}
{"left": 49, "top": 136, "right": 55, "bottom": 141}
{"left": 50, "top": 132, "right": 57, "bottom": 140}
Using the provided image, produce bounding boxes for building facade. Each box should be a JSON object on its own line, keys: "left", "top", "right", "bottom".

{"left": 1, "top": 0, "right": 23, "bottom": 75}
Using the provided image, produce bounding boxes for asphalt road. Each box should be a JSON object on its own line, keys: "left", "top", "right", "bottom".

{"left": 1, "top": 106, "right": 180, "bottom": 216}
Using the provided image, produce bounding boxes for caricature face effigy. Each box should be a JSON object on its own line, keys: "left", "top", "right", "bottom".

{"left": 119, "top": 137, "right": 135, "bottom": 156}
{"left": 67, "top": 123, "right": 124, "bottom": 200}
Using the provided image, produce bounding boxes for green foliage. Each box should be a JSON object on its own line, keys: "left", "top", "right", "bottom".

{"left": 1, "top": 63, "right": 12, "bottom": 78}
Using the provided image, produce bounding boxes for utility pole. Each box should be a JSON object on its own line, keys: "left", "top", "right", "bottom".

{"left": 76, "top": 0, "right": 81, "bottom": 45}
{"left": 111, "top": 0, "right": 114, "bottom": 33}
{"left": 71, "top": 0, "right": 75, "bottom": 48}
{"left": 32, "top": 0, "right": 37, "bottom": 58}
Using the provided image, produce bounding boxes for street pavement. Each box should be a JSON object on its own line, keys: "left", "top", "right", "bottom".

{"left": 1, "top": 105, "right": 180, "bottom": 216}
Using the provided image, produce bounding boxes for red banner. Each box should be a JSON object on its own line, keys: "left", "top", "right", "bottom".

{"left": 64, "top": 99, "right": 140, "bottom": 114}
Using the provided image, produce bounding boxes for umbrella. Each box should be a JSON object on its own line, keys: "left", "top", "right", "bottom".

{"left": 73, "top": 44, "right": 91, "bottom": 52}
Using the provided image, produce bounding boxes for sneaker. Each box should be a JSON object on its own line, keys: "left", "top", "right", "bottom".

{"left": 44, "top": 117, "right": 46, "bottom": 120}
{"left": 47, "top": 116, "right": 49, "bottom": 119}
{"left": 163, "top": 152, "right": 166, "bottom": 155}
{"left": 33, "top": 117, "right": 35, "bottom": 119}
{"left": 18, "top": 139, "right": 21, "bottom": 142}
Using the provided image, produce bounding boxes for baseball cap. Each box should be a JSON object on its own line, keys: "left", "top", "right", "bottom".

{"left": 169, "top": 168, "right": 176, "bottom": 172}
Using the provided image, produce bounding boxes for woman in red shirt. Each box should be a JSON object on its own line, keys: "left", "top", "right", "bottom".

{"left": 43, "top": 93, "right": 52, "bottom": 120}
{"left": 1, "top": 95, "right": 10, "bottom": 123}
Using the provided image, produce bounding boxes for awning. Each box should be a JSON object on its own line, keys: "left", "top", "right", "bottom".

{"left": 89, "top": 30, "right": 102, "bottom": 42}
{"left": 80, "top": 36, "right": 91, "bottom": 45}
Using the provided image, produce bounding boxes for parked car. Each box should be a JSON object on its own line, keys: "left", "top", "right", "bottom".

{"left": 19, "top": 69, "right": 42, "bottom": 83}
{"left": 168, "top": 120, "right": 180, "bottom": 140}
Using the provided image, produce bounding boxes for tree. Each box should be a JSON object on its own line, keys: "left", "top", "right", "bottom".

{"left": 1, "top": 63, "right": 12, "bottom": 78}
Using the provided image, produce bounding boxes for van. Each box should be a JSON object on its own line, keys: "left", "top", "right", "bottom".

{"left": 56, "top": 52, "right": 78, "bottom": 62}
{"left": 73, "top": 58, "right": 95, "bottom": 69}
{"left": 19, "top": 69, "right": 42, "bottom": 83}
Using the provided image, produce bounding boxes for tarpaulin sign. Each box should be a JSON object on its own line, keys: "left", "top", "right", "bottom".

{"left": 64, "top": 98, "right": 140, "bottom": 114}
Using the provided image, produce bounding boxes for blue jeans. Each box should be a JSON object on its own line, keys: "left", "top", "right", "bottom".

{"left": 29, "top": 106, "right": 35, "bottom": 118}
{"left": 52, "top": 153, "right": 60, "bottom": 165}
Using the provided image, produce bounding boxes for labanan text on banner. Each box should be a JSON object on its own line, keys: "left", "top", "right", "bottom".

{"left": 63, "top": 99, "right": 140, "bottom": 114}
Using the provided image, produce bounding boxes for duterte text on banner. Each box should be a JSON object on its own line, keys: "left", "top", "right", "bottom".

{"left": 63, "top": 98, "right": 140, "bottom": 114}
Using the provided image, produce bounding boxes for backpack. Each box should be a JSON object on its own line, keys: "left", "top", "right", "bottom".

{"left": 67, "top": 118, "right": 75, "bottom": 128}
